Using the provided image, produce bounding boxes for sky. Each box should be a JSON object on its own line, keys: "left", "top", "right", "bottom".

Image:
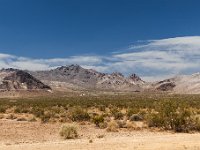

{"left": 0, "top": 0, "right": 200, "bottom": 81}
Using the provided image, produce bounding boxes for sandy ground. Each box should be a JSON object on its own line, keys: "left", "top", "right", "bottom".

{"left": 0, "top": 120, "right": 200, "bottom": 150}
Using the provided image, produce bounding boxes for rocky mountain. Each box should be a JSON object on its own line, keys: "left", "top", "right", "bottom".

{"left": 0, "top": 68, "right": 51, "bottom": 91}
{"left": 30, "top": 64, "right": 145, "bottom": 92}
{"left": 1, "top": 65, "right": 200, "bottom": 94}
{"left": 153, "top": 73, "right": 200, "bottom": 94}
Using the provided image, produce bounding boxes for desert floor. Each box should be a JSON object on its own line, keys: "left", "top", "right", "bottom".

{"left": 0, "top": 120, "right": 200, "bottom": 150}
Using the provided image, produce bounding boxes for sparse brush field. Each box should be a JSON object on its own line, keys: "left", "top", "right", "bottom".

{"left": 1, "top": 93, "right": 200, "bottom": 133}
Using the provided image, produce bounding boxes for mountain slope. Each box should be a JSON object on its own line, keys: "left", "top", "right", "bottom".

{"left": 0, "top": 69, "right": 51, "bottom": 91}
{"left": 30, "top": 65, "right": 145, "bottom": 91}
{"left": 154, "top": 73, "right": 200, "bottom": 94}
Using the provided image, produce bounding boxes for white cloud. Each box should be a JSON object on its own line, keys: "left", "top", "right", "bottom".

{"left": 111, "top": 36, "right": 200, "bottom": 80}
{"left": 0, "top": 53, "right": 14, "bottom": 59}
{"left": 0, "top": 36, "right": 200, "bottom": 81}
{"left": 0, "top": 54, "right": 103, "bottom": 71}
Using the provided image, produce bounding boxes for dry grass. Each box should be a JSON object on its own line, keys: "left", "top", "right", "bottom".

{"left": 59, "top": 124, "right": 78, "bottom": 139}
{"left": 106, "top": 121, "right": 119, "bottom": 132}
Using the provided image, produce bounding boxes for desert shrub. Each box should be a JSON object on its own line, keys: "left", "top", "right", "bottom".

{"left": 14, "top": 106, "right": 29, "bottom": 113}
{"left": 148, "top": 113, "right": 163, "bottom": 127}
{"left": 59, "top": 118, "right": 68, "bottom": 123}
{"left": 0, "top": 106, "right": 6, "bottom": 113}
{"left": 116, "top": 120, "right": 127, "bottom": 128}
{"left": 148, "top": 100, "right": 179, "bottom": 129}
{"left": 147, "top": 100, "right": 200, "bottom": 132}
{"left": 106, "top": 121, "right": 119, "bottom": 132}
{"left": 51, "top": 106, "right": 66, "bottom": 114}
{"left": 194, "top": 117, "right": 200, "bottom": 130}
{"left": 41, "top": 115, "right": 50, "bottom": 123}
{"left": 114, "top": 112, "right": 124, "bottom": 120}
{"left": 129, "top": 114, "right": 143, "bottom": 121}
{"left": 138, "top": 109, "right": 147, "bottom": 119}
{"left": 70, "top": 107, "right": 90, "bottom": 122}
{"left": 59, "top": 112, "right": 70, "bottom": 123}
{"left": 98, "top": 105, "right": 106, "bottom": 111}
{"left": 93, "top": 115, "right": 104, "bottom": 127}
{"left": 31, "top": 107, "right": 44, "bottom": 118}
{"left": 40, "top": 111, "right": 55, "bottom": 123}
{"left": 59, "top": 124, "right": 78, "bottom": 139}
{"left": 126, "top": 108, "right": 140, "bottom": 117}
{"left": 110, "top": 107, "right": 124, "bottom": 120}
{"left": 20, "top": 107, "right": 29, "bottom": 113}
{"left": 172, "top": 108, "right": 193, "bottom": 132}
{"left": 14, "top": 107, "right": 21, "bottom": 113}
{"left": 99, "top": 122, "right": 107, "bottom": 129}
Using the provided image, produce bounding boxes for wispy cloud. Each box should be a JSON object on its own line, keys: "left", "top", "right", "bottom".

{"left": 0, "top": 55, "right": 103, "bottom": 71}
{"left": 116, "top": 36, "right": 200, "bottom": 80}
{"left": 0, "top": 36, "right": 200, "bottom": 81}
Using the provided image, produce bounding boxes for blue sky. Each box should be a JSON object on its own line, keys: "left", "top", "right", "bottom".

{"left": 0, "top": 0, "right": 200, "bottom": 81}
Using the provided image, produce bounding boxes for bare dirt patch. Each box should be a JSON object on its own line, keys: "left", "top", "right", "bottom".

{"left": 0, "top": 120, "right": 200, "bottom": 150}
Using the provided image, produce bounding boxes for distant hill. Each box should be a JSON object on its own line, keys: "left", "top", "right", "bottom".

{"left": 30, "top": 64, "right": 145, "bottom": 92}
{"left": 153, "top": 73, "right": 200, "bottom": 94}
{"left": 0, "top": 68, "right": 51, "bottom": 91}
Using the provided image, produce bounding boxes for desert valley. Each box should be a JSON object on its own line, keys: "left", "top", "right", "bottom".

{"left": 0, "top": 65, "right": 200, "bottom": 149}
{"left": 1, "top": 0, "right": 200, "bottom": 149}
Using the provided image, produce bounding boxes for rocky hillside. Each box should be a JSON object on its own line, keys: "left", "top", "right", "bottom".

{"left": 153, "top": 73, "right": 200, "bottom": 94}
{"left": 0, "top": 69, "right": 51, "bottom": 91}
{"left": 1, "top": 65, "right": 200, "bottom": 94}
{"left": 30, "top": 64, "right": 145, "bottom": 92}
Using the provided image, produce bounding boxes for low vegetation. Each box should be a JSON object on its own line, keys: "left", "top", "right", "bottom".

{"left": 147, "top": 100, "right": 200, "bottom": 132}
{"left": 59, "top": 124, "right": 78, "bottom": 139}
{"left": 106, "top": 121, "right": 119, "bottom": 132}
{"left": 0, "top": 93, "right": 200, "bottom": 132}
{"left": 93, "top": 115, "right": 105, "bottom": 127}
{"left": 70, "top": 107, "right": 90, "bottom": 122}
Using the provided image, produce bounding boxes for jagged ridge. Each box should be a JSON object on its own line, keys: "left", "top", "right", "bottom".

{"left": 30, "top": 64, "right": 145, "bottom": 91}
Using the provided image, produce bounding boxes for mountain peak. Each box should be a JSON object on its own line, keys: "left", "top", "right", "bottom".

{"left": 67, "top": 64, "right": 81, "bottom": 68}
{"left": 0, "top": 68, "right": 19, "bottom": 72}
{"left": 128, "top": 73, "right": 143, "bottom": 82}
{"left": 56, "top": 64, "right": 82, "bottom": 70}
{"left": 111, "top": 72, "right": 124, "bottom": 78}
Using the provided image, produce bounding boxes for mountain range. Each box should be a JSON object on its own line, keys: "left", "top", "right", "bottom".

{"left": 0, "top": 64, "right": 200, "bottom": 94}
{"left": 30, "top": 64, "right": 145, "bottom": 92}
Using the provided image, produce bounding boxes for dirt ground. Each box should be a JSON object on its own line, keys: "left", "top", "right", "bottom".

{"left": 0, "top": 120, "right": 200, "bottom": 150}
